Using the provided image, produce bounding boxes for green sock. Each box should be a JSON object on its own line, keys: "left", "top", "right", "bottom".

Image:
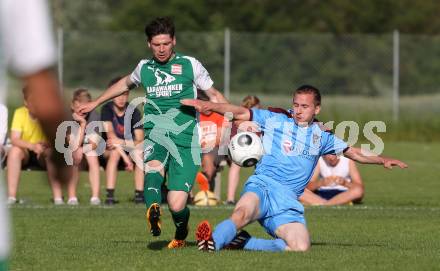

{"left": 171, "top": 207, "right": 190, "bottom": 240}
{"left": 144, "top": 172, "right": 164, "bottom": 208}
{"left": 0, "top": 259, "right": 8, "bottom": 271}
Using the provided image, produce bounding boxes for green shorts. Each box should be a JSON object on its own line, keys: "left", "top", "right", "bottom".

{"left": 144, "top": 138, "right": 201, "bottom": 192}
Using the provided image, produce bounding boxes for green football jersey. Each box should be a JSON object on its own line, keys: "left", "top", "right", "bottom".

{"left": 130, "top": 53, "right": 213, "bottom": 147}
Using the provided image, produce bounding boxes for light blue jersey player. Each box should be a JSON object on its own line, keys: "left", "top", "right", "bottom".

{"left": 182, "top": 85, "right": 407, "bottom": 252}
{"left": 242, "top": 106, "right": 347, "bottom": 238}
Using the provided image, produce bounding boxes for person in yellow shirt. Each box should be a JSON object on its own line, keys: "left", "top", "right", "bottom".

{"left": 6, "top": 87, "right": 66, "bottom": 205}
{"left": 10, "top": 107, "right": 47, "bottom": 145}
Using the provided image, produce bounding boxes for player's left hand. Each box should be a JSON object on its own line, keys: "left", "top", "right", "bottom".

{"left": 383, "top": 158, "right": 408, "bottom": 169}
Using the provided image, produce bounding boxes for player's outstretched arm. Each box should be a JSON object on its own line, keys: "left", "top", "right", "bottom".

{"left": 180, "top": 99, "right": 250, "bottom": 121}
{"left": 344, "top": 147, "right": 408, "bottom": 169}
{"left": 78, "top": 75, "right": 134, "bottom": 115}
{"left": 205, "top": 87, "right": 229, "bottom": 103}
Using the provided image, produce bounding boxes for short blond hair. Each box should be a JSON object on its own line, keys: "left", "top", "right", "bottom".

{"left": 72, "top": 88, "right": 91, "bottom": 103}
{"left": 241, "top": 95, "right": 260, "bottom": 109}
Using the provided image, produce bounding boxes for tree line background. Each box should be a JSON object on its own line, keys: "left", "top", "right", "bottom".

{"left": 51, "top": 0, "right": 440, "bottom": 34}
{"left": 50, "top": 0, "right": 440, "bottom": 96}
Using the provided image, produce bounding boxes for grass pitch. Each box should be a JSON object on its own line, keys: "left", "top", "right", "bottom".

{"left": 5, "top": 141, "right": 440, "bottom": 270}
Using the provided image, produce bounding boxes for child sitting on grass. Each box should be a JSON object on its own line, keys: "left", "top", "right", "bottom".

{"left": 69, "top": 88, "right": 102, "bottom": 205}
{"left": 7, "top": 86, "right": 67, "bottom": 205}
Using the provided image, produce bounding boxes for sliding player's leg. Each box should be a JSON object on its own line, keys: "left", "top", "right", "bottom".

{"left": 196, "top": 191, "right": 260, "bottom": 251}
{"left": 274, "top": 221, "right": 310, "bottom": 252}
{"left": 245, "top": 195, "right": 308, "bottom": 252}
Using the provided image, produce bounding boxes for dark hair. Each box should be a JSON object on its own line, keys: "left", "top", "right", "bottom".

{"left": 22, "top": 86, "right": 29, "bottom": 100}
{"left": 108, "top": 76, "right": 123, "bottom": 88}
{"left": 294, "top": 85, "right": 321, "bottom": 106}
{"left": 145, "top": 17, "right": 175, "bottom": 42}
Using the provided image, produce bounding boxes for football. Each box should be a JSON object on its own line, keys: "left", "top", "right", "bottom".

{"left": 228, "top": 132, "right": 264, "bottom": 167}
{"left": 193, "top": 190, "right": 218, "bottom": 206}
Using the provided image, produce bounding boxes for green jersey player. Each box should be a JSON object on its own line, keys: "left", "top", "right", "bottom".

{"left": 79, "top": 17, "right": 227, "bottom": 249}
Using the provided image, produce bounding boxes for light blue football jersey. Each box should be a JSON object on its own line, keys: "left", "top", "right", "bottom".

{"left": 251, "top": 108, "right": 348, "bottom": 197}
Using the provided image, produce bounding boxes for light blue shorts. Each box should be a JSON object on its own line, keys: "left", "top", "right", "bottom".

{"left": 242, "top": 175, "right": 306, "bottom": 237}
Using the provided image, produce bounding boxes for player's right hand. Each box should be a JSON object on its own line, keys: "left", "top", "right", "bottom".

{"left": 77, "top": 101, "right": 98, "bottom": 116}
{"left": 181, "top": 99, "right": 212, "bottom": 115}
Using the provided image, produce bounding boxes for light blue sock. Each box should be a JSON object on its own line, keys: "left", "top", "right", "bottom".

{"left": 243, "top": 237, "right": 287, "bottom": 252}
{"left": 212, "top": 219, "right": 237, "bottom": 250}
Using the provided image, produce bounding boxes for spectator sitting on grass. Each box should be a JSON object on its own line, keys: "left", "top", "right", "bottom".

{"left": 0, "top": 103, "right": 7, "bottom": 167}
{"left": 7, "top": 86, "right": 68, "bottom": 205}
{"left": 68, "top": 88, "right": 102, "bottom": 205}
{"left": 100, "top": 77, "right": 144, "bottom": 205}
{"left": 300, "top": 154, "right": 364, "bottom": 206}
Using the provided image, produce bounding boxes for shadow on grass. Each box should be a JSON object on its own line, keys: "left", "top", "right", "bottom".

{"left": 147, "top": 240, "right": 197, "bottom": 250}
